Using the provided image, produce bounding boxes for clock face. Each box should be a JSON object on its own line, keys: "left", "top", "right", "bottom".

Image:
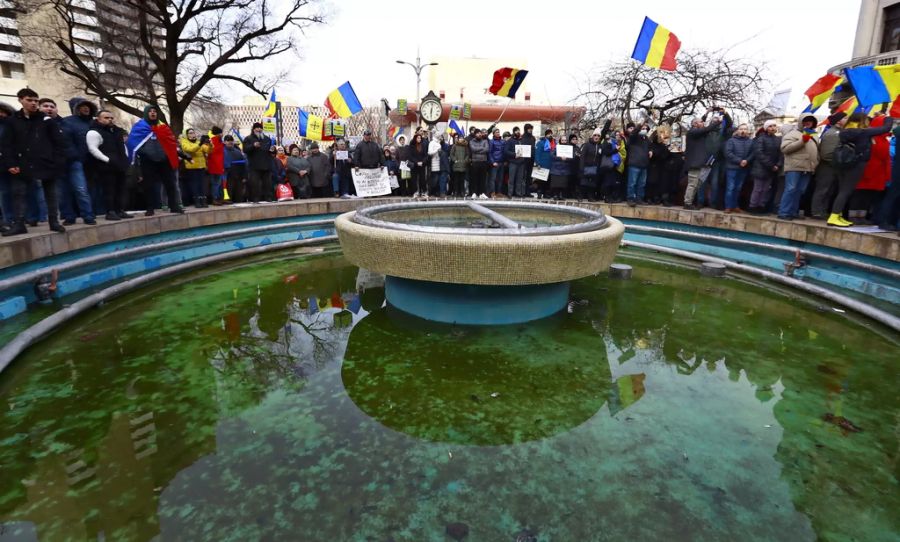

{"left": 421, "top": 100, "right": 442, "bottom": 122}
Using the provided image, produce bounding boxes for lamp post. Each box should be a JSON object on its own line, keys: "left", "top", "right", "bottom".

{"left": 395, "top": 49, "right": 438, "bottom": 125}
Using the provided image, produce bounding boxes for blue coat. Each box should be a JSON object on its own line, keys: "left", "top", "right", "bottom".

{"left": 534, "top": 137, "right": 554, "bottom": 169}
{"left": 724, "top": 135, "right": 754, "bottom": 169}
{"left": 61, "top": 97, "right": 98, "bottom": 163}
{"left": 489, "top": 138, "right": 505, "bottom": 163}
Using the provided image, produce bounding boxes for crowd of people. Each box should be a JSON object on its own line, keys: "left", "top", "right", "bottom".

{"left": 2, "top": 87, "right": 899, "bottom": 237}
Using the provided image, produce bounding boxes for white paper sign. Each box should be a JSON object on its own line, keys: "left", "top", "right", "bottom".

{"left": 335, "top": 150, "right": 349, "bottom": 160}
{"left": 352, "top": 167, "right": 392, "bottom": 197}
{"left": 515, "top": 145, "right": 532, "bottom": 158}
{"left": 389, "top": 174, "right": 400, "bottom": 189}
{"left": 556, "top": 144, "right": 573, "bottom": 159}
{"left": 399, "top": 162, "right": 411, "bottom": 172}
{"left": 532, "top": 167, "right": 549, "bottom": 181}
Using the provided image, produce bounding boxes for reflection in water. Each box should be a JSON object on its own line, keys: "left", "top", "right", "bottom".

{"left": 0, "top": 253, "right": 896, "bottom": 541}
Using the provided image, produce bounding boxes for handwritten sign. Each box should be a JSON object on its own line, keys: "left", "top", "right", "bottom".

{"left": 515, "top": 145, "right": 531, "bottom": 158}
{"left": 351, "top": 167, "right": 392, "bottom": 197}
{"left": 397, "top": 99, "right": 408, "bottom": 116}
{"left": 531, "top": 167, "right": 549, "bottom": 181}
{"left": 556, "top": 144, "right": 573, "bottom": 159}
{"left": 335, "top": 150, "right": 349, "bottom": 160}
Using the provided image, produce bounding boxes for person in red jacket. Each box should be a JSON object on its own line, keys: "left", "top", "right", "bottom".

{"left": 207, "top": 126, "right": 226, "bottom": 205}
{"left": 852, "top": 115, "right": 891, "bottom": 224}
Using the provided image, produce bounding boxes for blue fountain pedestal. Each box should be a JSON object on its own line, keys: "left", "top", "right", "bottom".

{"left": 384, "top": 276, "right": 570, "bottom": 325}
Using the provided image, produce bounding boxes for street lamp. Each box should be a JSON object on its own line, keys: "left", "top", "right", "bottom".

{"left": 395, "top": 49, "right": 438, "bottom": 124}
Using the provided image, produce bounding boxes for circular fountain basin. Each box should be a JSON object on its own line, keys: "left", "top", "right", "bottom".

{"left": 335, "top": 201, "right": 625, "bottom": 324}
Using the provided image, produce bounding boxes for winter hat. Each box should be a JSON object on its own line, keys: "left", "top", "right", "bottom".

{"left": 827, "top": 112, "right": 847, "bottom": 126}
{"left": 763, "top": 120, "right": 777, "bottom": 129}
{"left": 252, "top": 122, "right": 263, "bottom": 130}
{"left": 592, "top": 127, "right": 603, "bottom": 136}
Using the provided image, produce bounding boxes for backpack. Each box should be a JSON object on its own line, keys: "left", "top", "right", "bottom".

{"left": 832, "top": 141, "right": 858, "bottom": 170}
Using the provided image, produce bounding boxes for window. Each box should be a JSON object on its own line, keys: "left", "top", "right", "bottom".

{"left": 881, "top": 4, "right": 900, "bottom": 53}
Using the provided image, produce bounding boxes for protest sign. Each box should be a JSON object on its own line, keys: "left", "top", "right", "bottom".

{"left": 556, "top": 144, "right": 573, "bottom": 159}
{"left": 515, "top": 145, "right": 531, "bottom": 158}
{"left": 352, "top": 167, "right": 392, "bottom": 197}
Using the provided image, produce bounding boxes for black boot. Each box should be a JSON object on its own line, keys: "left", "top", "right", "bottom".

{"left": 105, "top": 211, "right": 121, "bottom": 221}
{"left": 2, "top": 220, "right": 26, "bottom": 236}
{"left": 49, "top": 220, "right": 66, "bottom": 233}
{"left": 145, "top": 209, "right": 155, "bottom": 217}
{"left": 194, "top": 196, "right": 203, "bottom": 208}
{"left": 118, "top": 210, "right": 134, "bottom": 219}
{"left": 170, "top": 206, "right": 185, "bottom": 214}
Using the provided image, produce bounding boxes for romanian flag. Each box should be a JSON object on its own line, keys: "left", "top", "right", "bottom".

{"left": 821, "top": 96, "right": 861, "bottom": 126}
{"left": 843, "top": 64, "right": 900, "bottom": 107}
{"left": 447, "top": 119, "right": 465, "bottom": 136}
{"left": 631, "top": 17, "right": 681, "bottom": 71}
{"left": 299, "top": 109, "right": 324, "bottom": 141}
{"left": 387, "top": 125, "right": 400, "bottom": 140}
{"left": 324, "top": 81, "right": 363, "bottom": 118}
{"left": 803, "top": 74, "right": 843, "bottom": 113}
{"left": 263, "top": 89, "right": 277, "bottom": 118}
{"left": 489, "top": 67, "right": 528, "bottom": 99}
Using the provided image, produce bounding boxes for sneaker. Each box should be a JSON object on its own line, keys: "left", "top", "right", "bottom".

{"left": 145, "top": 210, "right": 155, "bottom": 217}
{"left": 84, "top": 218, "right": 97, "bottom": 225}
{"left": 529, "top": 192, "right": 539, "bottom": 198}
{"left": 777, "top": 215, "right": 794, "bottom": 221}
{"left": 340, "top": 194, "right": 352, "bottom": 199}
{"left": 627, "top": 199, "right": 637, "bottom": 207}
{"left": 479, "top": 194, "right": 489, "bottom": 200}
{"left": 62, "top": 218, "right": 76, "bottom": 226}
{"left": 105, "top": 212, "right": 121, "bottom": 221}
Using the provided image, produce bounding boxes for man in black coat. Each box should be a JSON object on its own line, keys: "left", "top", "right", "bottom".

{"left": 682, "top": 116, "right": 721, "bottom": 209}
{"left": 242, "top": 122, "right": 272, "bottom": 203}
{"left": 86, "top": 110, "right": 132, "bottom": 220}
{"left": 2, "top": 88, "right": 66, "bottom": 236}
{"left": 352, "top": 129, "right": 385, "bottom": 169}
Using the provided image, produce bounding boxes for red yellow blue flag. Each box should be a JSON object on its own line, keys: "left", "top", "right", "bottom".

{"left": 803, "top": 74, "right": 842, "bottom": 113}
{"left": 631, "top": 17, "right": 681, "bottom": 71}
{"left": 489, "top": 67, "right": 528, "bottom": 99}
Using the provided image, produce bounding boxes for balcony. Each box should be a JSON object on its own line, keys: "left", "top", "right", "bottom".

{"left": 829, "top": 50, "right": 900, "bottom": 73}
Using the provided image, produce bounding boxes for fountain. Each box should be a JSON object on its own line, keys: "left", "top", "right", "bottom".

{"left": 335, "top": 201, "right": 625, "bottom": 324}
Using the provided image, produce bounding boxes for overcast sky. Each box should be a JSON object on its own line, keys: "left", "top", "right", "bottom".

{"left": 264, "top": 0, "right": 861, "bottom": 115}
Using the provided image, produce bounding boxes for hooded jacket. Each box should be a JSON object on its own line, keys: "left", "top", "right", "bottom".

{"left": 180, "top": 131, "right": 208, "bottom": 170}
{"left": 61, "top": 97, "right": 98, "bottom": 163}
{"left": 626, "top": 131, "right": 651, "bottom": 168}
{"left": 450, "top": 139, "right": 470, "bottom": 172}
{"left": 243, "top": 130, "right": 273, "bottom": 171}
{"left": 207, "top": 134, "right": 225, "bottom": 175}
{"left": 684, "top": 123, "right": 719, "bottom": 169}
{"left": 534, "top": 137, "right": 555, "bottom": 169}
{"left": 469, "top": 137, "right": 490, "bottom": 162}
{"left": 489, "top": 137, "right": 505, "bottom": 164}
{"left": 781, "top": 115, "right": 820, "bottom": 173}
{"left": 856, "top": 116, "right": 891, "bottom": 191}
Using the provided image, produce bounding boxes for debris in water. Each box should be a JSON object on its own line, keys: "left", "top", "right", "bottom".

{"left": 682, "top": 452, "right": 689, "bottom": 461}
{"left": 822, "top": 413, "right": 862, "bottom": 433}
{"left": 78, "top": 332, "right": 100, "bottom": 342}
{"left": 469, "top": 394, "right": 481, "bottom": 402}
{"left": 490, "top": 392, "right": 500, "bottom": 398}
{"left": 832, "top": 308, "right": 846, "bottom": 313}
{"left": 764, "top": 424, "right": 772, "bottom": 428}
{"left": 283, "top": 275, "right": 298, "bottom": 284}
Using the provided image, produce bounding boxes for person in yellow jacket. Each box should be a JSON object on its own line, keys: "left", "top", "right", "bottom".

{"left": 179, "top": 128, "right": 210, "bottom": 207}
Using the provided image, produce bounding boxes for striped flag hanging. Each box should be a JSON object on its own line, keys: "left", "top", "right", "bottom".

{"left": 489, "top": 67, "right": 528, "bottom": 99}
{"left": 631, "top": 17, "right": 681, "bottom": 71}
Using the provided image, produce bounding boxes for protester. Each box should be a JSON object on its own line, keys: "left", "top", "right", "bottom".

{"left": 180, "top": 128, "right": 209, "bottom": 207}
{"left": 504, "top": 126, "right": 527, "bottom": 197}
{"left": 579, "top": 124, "right": 606, "bottom": 202}
{"left": 748, "top": 120, "right": 782, "bottom": 214}
{"left": 723, "top": 123, "right": 753, "bottom": 212}
{"left": 683, "top": 115, "right": 722, "bottom": 210}
{"left": 700, "top": 107, "right": 734, "bottom": 209}
{"left": 86, "top": 109, "right": 131, "bottom": 220}
{"left": 826, "top": 112, "right": 894, "bottom": 226}
{"left": 876, "top": 122, "right": 900, "bottom": 231}
{"left": 353, "top": 129, "right": 384, "bottom": 170}
{"left": 223, "top": 135, "right": 246, "bottom": 203}
{"left": 626, "top": 123, "right": 651, "bottom": 206}
{"left": 54, "top": 98, "right": 95, "bottom": 225}
{"left": 646, "top": 129, "right": 671, "bottom": 204}
{"left": 0, "top": 102, "right": 17, "bottom": 230}
{"left": 383, "top": 147, "right": 400, "bottom": 195}
{"left": 408, "top": 133, "right": 428, "bottom": 197}
{"left": 449, "top": 134, "right": 470, "bottom": 197}
{"left": 468, "top": 129, "right": 490, "bottom": 199}
{"left": 427, "top": 134, "right": 443, "bottom": 197}
{"left": 778, "top": 114, "right": 820, "bottom": 220}
{"left": 207, "top": 127, "right": 225, "bottom": 205}
{"left": 127, "top": 105, "right": 183, "bottom": 216}
{"left": 521, "top": 123, "right": 537, "bottom": 192}
{"left": 269, "top": 145, "right": 286, "bottom": 198}
{"left": 488, "top": 128, "right": 506, "bottom": 198}
{"left": 306, "top": 142, "right": 332, "bottom": 198}
{"left": 242, "top": 122, "right": 272, "bottom": 204}
{"left": 810, "top": 112, "right": 847, "bottom": 219}
{"left": 1, "top": 88, "right": 66, "bottom": 236}
{"left": 286, "top": 145, "right": 311, "bottom": 199}
{"left": 850, "top": 115, "right": 891, "bottom": 224}
{"left": 334, "top": 140, "right": 353, "bottom": 198}
{"left": 549, "top": 134, "right": 574, "bottom": 201}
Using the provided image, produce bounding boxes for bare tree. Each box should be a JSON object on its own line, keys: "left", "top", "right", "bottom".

{"left": 14, "top": 0, "right": 326, "bottom": 134}
{"left": 574, "top": 48, "right": 769, "bottom": 131}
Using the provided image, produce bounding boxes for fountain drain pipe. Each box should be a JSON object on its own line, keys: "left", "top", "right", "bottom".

{"left": 622, "top": 240, "right": 900, "bottom": 333}
{"left": 0, "top": 236, "right": 338, "bottom": 374}
{"left": 0, "top": 219, "right": 336, "bottom": 294}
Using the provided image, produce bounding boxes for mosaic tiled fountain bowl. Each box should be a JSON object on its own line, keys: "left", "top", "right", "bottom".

{"left": 335, "top": 201, "right": 625, "bottom": 324}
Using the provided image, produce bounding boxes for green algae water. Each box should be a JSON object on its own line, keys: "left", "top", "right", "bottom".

{"left": 0, "top": 249, "right": 897, "bottom": 542}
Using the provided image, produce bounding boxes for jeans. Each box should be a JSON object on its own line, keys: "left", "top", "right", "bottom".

{"left": 211, "top": 174, "right": 225, "bottom": 201}
{"left": 697, "top": 160, "right": 722, "bottom": 207}
{"left": 26, "top": 180, "right": 47, "bottom": 222}
{"left": 508, "top": 161, "right": 526, "bottom": 197}
{"left": 181, "top": 169, "right": 205, "bottom": 205}
{"left": 58, "top": 161, "right": 95, "bottom": 222}
{"left": 8, "top": 176, "right": 58, "bottom": 224}
{"left": 778, "top": 171, "right": 811, "bottom": 218}
{"left": 439, "top": 171, "right": 449, "bottom": 196}
{"left": 0, "top": 174, "right": 12, "bottom": 225}
{"left": 876, "top": 179, "right": 900, "bottom": 227}
{"left": 331, "top": 172, "right": 340, "bottom": 195}
{"left": 724, "top": 168, "right": 748, "bottom": 209}
{"left": 489, "top": 164, "right": 505, "bottom": 194}
{"left": 626, "top": 166, "right": 647, "bottom": 201}
{"left": 429, "top": 171, "right": 441, "bottom": 196}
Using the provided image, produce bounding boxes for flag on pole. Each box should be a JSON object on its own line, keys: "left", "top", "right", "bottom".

{"left": 802, "top": 74, "right": 843, "bottom": 113}
{"left": 299, "top": 110, "right": 324, "bottom": 140}
{"left": 447, "top": 119, "right": 465, "bottom": 136}
{"left": 489, "top": 67, "right": 528, "bottom": 99}
{"left": 631, "top": 17, "right": 681, "bottom": 71}
{"left": 263, "top": 89, "right": 277, "bottom": 118}
{"left": 324, "top": 81, "right": 363, "bottom": 118}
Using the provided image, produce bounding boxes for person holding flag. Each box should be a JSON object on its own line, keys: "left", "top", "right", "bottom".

{"left": 126, "top": 105, "right": 184, "bottom": 216}
{"left": 777, "top": 114, "right": 820, "bottom": 220}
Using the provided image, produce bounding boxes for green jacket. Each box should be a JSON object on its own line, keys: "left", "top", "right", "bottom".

{"left": 449, "top": 142, "right": 470, "bottom": 172}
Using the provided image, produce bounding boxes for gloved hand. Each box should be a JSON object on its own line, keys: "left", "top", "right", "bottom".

{"left": 802, "top": 134, "right": 812, "bottom": 142}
